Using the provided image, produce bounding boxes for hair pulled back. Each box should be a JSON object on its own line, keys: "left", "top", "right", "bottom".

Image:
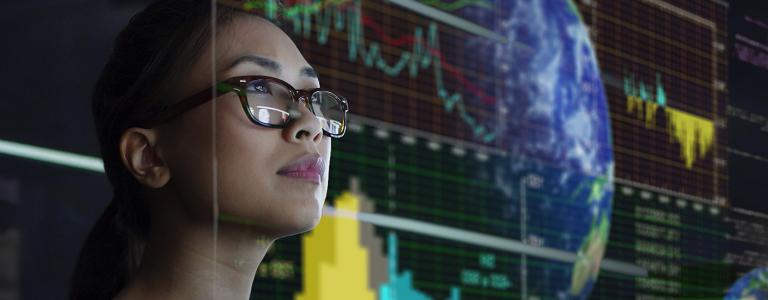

{"left": 69, "top": 1, "right": 278, "bottom": 299}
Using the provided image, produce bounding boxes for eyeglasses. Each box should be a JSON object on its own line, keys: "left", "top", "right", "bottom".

{"left": 138, "top": 75, "right": 349, "bottom": 138}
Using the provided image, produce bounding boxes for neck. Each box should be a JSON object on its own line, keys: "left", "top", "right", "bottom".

{"left": 116, "top": 209, "right": 274, "bottom": 300}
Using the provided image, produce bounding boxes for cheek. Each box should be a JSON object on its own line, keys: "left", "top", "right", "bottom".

{"left": 214, "top": 105, "right": 282, "bottom": 219}
{"left": 319, "top": 139, "right": 332, "bottom": 199}
{"left": 159, "top": 106, "right": 216, "bottom": 220}
{"left": 217, "top": 114, "right": 274, "bottom": 176}
{"left": 212, "top": 111, "right": 332, "bottom": 235}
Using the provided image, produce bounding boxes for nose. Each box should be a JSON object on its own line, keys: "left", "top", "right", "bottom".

{"left": 282, "top": 98, "right": 324, "bottom": 145}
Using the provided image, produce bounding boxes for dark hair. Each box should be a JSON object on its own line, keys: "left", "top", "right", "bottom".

{"left": 69, "top": 1, "right": 279, "bottom": 299}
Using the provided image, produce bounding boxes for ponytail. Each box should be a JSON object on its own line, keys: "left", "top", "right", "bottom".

{"left": 69, "top": 190, "right": 147, "bottom": 300}
{"left": 68, "top": 1, "right": 219, "bottom": 297}
{"left": 69, "top": 1, "right": 282, "bottom": 298}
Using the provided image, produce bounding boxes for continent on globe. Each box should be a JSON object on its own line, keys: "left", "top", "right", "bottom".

{"left": 463, "top": 0, "right": 614, "bottom": 299}
{"left": 726, "top": 267, "right": 768, "bottom": 300}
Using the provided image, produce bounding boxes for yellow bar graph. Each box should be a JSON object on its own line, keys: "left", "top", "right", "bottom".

{"left": 625, "top": 96, "right": 714, "bottom": 169}
{"left": 296, "top": 192, "right": 378, "bottom": 300}
{"left": 665, "top": 108, "right": 715, "bottom": 168}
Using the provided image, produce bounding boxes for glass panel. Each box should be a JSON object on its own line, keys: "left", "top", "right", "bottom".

{"left": 4, "top": 1, "right": 768, "bottom": 300}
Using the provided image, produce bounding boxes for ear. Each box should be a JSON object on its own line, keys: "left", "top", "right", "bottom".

{"left": 119, "top": 128, "right": 171, "bottom": 189}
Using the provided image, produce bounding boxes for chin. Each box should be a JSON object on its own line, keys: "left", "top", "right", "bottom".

{"left": 272, "top": 200, "right": 323, "bottom": 238}
{"left": 216, "top": 200, "right": 321, "bottom": 239}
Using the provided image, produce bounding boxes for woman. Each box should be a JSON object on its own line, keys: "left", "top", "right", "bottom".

{"left": 70, "top": 1, "right": 348, "bottom": 299}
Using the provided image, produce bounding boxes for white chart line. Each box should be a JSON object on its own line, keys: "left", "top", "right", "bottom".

{"left": 0, "top": 139, "right": 650, "bottom": 277}
{"left": 641, "top": 0, "right": 723, "bottom": 199}
{"left": 350, "top": 113, "right": 508, "bottom": 157}
{"left": 325, "top": 206, "right": 648, "bottom": 277}
{"left": 385, "top": 0, "right": 506, "bottom": 43}
{"left": 0, "top": 139, "right": 104, "bottom": 172}
{"left": 641, "top": 0, "right": 714, "bottom": 29}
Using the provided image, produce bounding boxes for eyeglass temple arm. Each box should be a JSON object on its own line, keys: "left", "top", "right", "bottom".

{"left": 137, "top": 83, "right": 236, "bottom": 128}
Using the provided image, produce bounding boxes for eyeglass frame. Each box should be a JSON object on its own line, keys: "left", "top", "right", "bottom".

{"left": 136, "top": 75, "right": 349, "bottom": 138}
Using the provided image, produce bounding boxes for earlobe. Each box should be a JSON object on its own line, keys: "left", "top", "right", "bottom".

{"left": 119, "top": 128, "right": 171, "bottom": 189}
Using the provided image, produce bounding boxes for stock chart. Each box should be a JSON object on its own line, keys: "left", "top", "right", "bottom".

{"left": 0, "top": 0, "right": 767, "bottom": 299}
{"left": 246, "top": 0, "right": 768, "bottom": 299}
{"left": 252, "top": 0, "right": 622, "bottom": 299}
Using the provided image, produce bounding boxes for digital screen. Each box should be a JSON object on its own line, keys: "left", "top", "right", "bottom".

{"left": 1, "top": 0, "right": 767, "bottom": 299}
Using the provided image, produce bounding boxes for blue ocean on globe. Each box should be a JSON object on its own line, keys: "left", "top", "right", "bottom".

{"left": 726, "top": 267, "right": 768, "bottom": 300}
{"left": 463, "top": 0, "right": 614, "bottom": 299}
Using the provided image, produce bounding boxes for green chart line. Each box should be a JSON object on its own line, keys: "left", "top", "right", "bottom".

{"left": 418, "top": 0, "right": 493, "bottom": 11}
{"left": 245, "top": 0, "right": 500, "bottom": 142}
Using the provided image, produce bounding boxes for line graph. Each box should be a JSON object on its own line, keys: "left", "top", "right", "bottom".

{"left": 417, "top": 0, "right": 492, "bottom": 11}
{"left": 386, "top": 0, "right": 504, "bottom": 41}
{"left": 577, "top": 0, "right": 727, "bottom": 201}
{"left": 242, "top": 0, "right": 502, "bottom": 142}
{"left": 572, "top": 0, "right": 733, "bottom": 297}
{"left": 0, "top": 136, "right": 647, "bottom": 283}
{"left": 623, "top": 73, "right": 715, "bottom": 168}
{"left": 324, "top": 198, "right": 645, "bottom": 276}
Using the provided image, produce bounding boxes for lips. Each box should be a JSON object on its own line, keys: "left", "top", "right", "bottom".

{"left": 276, "top": 155, "right": 324, "bottom": 184}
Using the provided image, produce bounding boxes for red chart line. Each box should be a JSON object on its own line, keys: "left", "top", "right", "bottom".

{"left": 360, "top": 15, "right": 498, "bottom": 105}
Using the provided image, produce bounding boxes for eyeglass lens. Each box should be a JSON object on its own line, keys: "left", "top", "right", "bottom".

{"left": 244, "top": 79, "right": 346, "bottom": 136}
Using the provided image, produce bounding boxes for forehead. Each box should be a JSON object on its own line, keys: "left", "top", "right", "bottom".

{"left": 215, "top": 16, "right": 309, "bottom": 73}
{"left": 177, "top": 14, "right": 317, "bottom": 101}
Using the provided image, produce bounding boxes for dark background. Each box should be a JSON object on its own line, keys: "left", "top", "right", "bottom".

{"left": 727, "top": 0, "right": 768, "bottom": 213}
{"left": 0, "top": 1, "right": 149, "bottom": 299}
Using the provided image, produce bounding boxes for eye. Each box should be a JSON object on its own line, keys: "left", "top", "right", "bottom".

{"left": 245, "top": 80, "right": 271, "bottom": 94}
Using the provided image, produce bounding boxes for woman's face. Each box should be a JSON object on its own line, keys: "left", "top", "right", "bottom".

{"left": 157, "top": 15, "right": 330, "bottom": 237}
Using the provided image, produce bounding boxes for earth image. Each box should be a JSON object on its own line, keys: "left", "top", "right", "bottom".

{"left": 726, "top": 267, "right": 768, "bottom": 300}
{"left": 463, "top": 0, "right": 614, "bottom": 298}
{"left": 260, "top": 0, "right": 615, "bottom": 298}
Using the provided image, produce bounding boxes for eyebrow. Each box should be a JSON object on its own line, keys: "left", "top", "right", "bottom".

{"left": 227, "top": 54, "right": 318, "bottom": 78}
{"left": 301, "top": 66, "right": 318, "bottom": 78}
{"left": 227, "top": 55, "right": 281, "bottom": 73}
